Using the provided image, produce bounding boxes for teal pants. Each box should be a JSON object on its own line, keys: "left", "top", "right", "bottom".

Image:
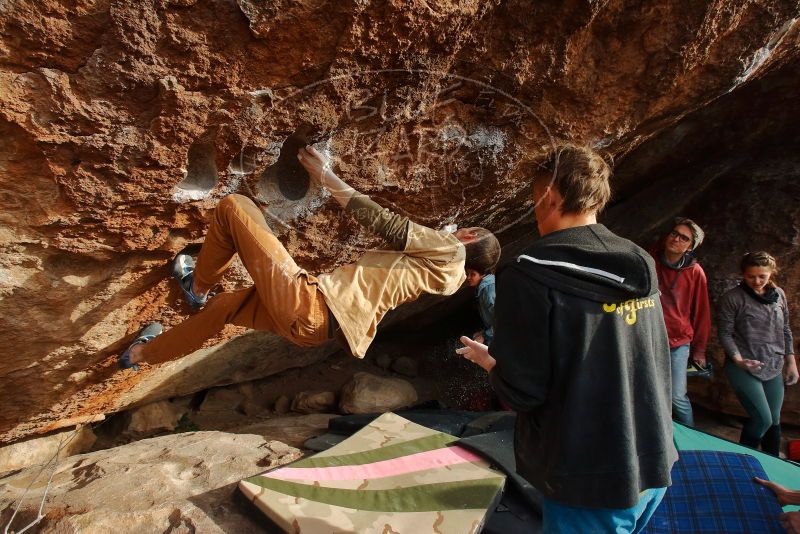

{"left": 724, "top": 362, "right": 784, "bottom": 447}
{"left": 542, "top": 488, "right": 667, "bottom": 534}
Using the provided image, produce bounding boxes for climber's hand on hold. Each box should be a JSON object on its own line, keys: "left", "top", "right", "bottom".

{"left": 297, "top": 145, "right": 334, "bottom": 187}
{"left": 298, "top": 146, "right": 357, "bottom": 207}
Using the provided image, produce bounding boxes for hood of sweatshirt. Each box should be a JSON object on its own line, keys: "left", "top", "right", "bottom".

{"left": 511, "top": 224, "right": 658, "bottom": 303}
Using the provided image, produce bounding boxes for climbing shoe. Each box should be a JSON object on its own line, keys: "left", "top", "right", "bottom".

{"left": 118, "top": 322, "right": 163, "bottom": 371}
{"left": 172, "top": 253, "right": 208, "bottom": 309}
{"left": 687, "top": 359, "right": 713, "bottom": 380}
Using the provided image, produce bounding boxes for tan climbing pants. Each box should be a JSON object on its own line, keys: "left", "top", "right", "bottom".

{"left": 141, "top": 194, "right": 330, "bottom": 364}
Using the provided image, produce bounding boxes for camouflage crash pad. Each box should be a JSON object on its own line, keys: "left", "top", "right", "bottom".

{"left": 239, "top": 412, "right": 506, "bottom": 533}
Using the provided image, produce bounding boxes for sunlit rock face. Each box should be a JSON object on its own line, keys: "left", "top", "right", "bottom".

{"left": 1, "top": 0, "right": 798, "bottom": 442}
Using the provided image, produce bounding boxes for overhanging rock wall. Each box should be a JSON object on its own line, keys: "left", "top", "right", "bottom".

{"left": 1, "top": 0, "right": 798, "bottom": 442}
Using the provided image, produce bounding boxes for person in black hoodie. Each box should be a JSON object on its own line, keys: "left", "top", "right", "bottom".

{"left": 458, "top": 145, "right": 677, "bottom": 533}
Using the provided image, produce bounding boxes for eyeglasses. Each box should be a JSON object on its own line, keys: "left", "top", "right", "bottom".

{"left": 669, "top": 230, "right": 692, "bottom": 244}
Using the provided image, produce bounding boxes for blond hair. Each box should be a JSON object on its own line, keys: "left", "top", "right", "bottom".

{"left": 535, "top": 144, "right": 612, "bottom": 214}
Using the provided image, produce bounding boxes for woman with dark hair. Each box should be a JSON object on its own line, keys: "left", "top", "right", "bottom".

{"left": 718, "top": 252, "right": 798, "bottom": 455}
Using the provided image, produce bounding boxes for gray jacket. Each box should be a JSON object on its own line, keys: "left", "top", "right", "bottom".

{"left": 717, "top": 285, "right": 794, "bottom": 381}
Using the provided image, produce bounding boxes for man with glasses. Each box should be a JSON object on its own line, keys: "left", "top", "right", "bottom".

{"left": 653, "top": 218, "right": 711, "bottom": 427}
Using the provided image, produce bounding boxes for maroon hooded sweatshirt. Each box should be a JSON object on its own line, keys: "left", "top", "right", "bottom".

{"left": 651, "top": 244, "right": 711, "bottom": 361}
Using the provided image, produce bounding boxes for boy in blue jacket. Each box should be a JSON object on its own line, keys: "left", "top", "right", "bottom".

{"left": 465, "top": 268, "right": 496, "bottom": 346}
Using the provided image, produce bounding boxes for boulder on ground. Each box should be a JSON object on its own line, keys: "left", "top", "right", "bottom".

{"left": 291, "top": 391, "right": 337, "bottom": 414}
{"left": 374, "top": 352, "right": 393, "bottom": 371}
{"left": 235, "top": 414, "right": 337, "bottom": 448}
{"left": 125, "top": 400, "right": 186, "bottom": 436}
{"left": 197, "top": 387, "right": 245, "bottom": 414}
{"left": 239, "top": 398, "right": 268, "bottom": 416}
{"left": 235, "top": 382, "right": 271, "bottom": 416}
{"left": 0, "top": 425, "right": 96, "bottom": 475}
{"left": 0, "top": 431, "right": 301, "bottom": 533}
{"left": 339, "top": 372, "right": 418, "bottom": 414}
{"left": 274, "top": 395, "right": 291, "bottom": 414}
{"left": 170, "top": 395, "right": 193, "bottom": 413}
{"left": 234, "top": 382, "right": 257, "bottom": 402}
{"left": 391, "top": 356, "right": 419, "bottom": 377}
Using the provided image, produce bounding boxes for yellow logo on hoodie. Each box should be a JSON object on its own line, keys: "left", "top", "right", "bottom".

{"left": 602, "top": 298, "right": 656, "bottom": 325}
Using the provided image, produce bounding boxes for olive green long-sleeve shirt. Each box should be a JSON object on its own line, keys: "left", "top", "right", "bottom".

{"left": 345, "top": 194, "right": 410, "bottom": 251}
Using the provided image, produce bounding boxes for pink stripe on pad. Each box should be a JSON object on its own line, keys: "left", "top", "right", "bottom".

{"left": 265, "top": 446, "right": 483, "bottom": 481}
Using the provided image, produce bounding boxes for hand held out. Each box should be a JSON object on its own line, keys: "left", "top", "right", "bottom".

{"left": 456, "top": 335, "right": 496, "bottom": 372}
{"left": 733, "top": 355, "right": 764, "bottom": 372}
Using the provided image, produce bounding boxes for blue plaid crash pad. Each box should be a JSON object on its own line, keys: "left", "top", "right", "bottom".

{"left": 643, "top": 450, "right": 784, "bottom": 533}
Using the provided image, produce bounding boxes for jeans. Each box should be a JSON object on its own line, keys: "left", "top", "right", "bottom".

{"left": 542, "top": 487, "right": 667, "bottom": 534}
{"left": 141, "top": 194, "right": 330, "bottom": 364}
{"left": 670, "top": 344, "right": 694, "bottom": 427}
